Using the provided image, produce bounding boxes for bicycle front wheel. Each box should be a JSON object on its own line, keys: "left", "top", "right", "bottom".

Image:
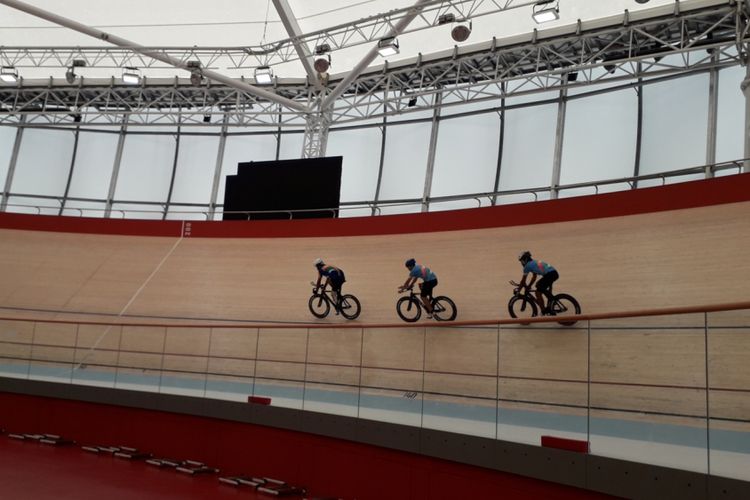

{"left": 308, "top": 293, "right": 330, "bottom": 318}
{"left": 432, "top": 296, "right": 457, "bottom": 321}
{"left": 340, "top": 294, "right": 361, "bottom": 320}
{"left": 396, "top": 296, "right": 422, "bottom": 322}
{"left": 508, "top": 295, "right": 538, "bottom": 320}
{"left": 550, "top": 293, "right": 581, "bottom": 326}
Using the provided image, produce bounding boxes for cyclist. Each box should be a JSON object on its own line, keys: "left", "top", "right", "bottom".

{"left": 518, "top": 251, "right": 559, "bottom": 315}
{"left": 398, "top": 258, "right": 438, "bottom": 319}
{"left": 313, "top": 258, "right": 346, "bottom": 313}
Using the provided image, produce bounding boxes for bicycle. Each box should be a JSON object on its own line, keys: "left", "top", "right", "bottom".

{"left": 396, "top": 285, "right": 457, "bottom": 322}
{"left": 308, "top": 282, "right": 361, "bottom": 320}
{"left": 507, "top": 280, "right": 581, "bottom": 326}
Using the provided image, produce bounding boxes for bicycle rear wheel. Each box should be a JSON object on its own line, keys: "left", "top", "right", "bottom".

{"left": 508, "top": 295, "right": 538, "bottom": 320}
{"left": 308, "top": 293, "right": 330, "bottom": 318}
{"left": 339, "top": 294, "right": 361, "bottom": 320}
{"left": 550, "top": 293, "right": 581, "bottom": 326}
{"left": 432, "top": 296, "right": 457, "bottom": 321}
{"left": 396, "top": 296, "right": 421, "bottom": 322}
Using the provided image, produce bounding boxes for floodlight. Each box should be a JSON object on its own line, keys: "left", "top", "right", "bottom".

{"left": 635, "top": 0, "right": 650, "bottom": 4}
{"left": 314, "top": 55, "right": 330, "bottom": 74}
{"left": 532, "top": 0, "right": 559, "bottom": 24}
{"left": 186, "top": 60, "right": 203, "bottom": 86}
{"left": 437, "top": 13, "right": 456, "bottom": 25}
{"left": 451, "top": 20, "right": 472, "bottom": 42}
{"left": 65, "top": 59, "right": 86, "bottom": 84}
{"left": 377, "top": 37, "right": 400, "bottom": 57}
{"left": 407, "top": 96, "right": 418, "bottom": 107}
{"left": 254, "top": 66, "right": 274, "bottom": 85}
{"left": 203, "top": 114, "right": 211, "bottom": 123}
{"left": 0, "top": 66, "right": 18, "bottom": 83}
{"left": 567, "top": 71, "right": 578, "bottom": 82}
{"left": 122, "top": 67, "right": 141, "bottom": 85}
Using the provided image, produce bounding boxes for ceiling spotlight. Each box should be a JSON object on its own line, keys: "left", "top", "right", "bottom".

{"left": 203, "top": 114, "right": 211, "bottom": 123}
{"left": 186, "top": 60, "right": 203, "bottom": 86}
{"left": 635, "top": 0, "right": 650, "bottom": 4}
{"left": 314, "top": 55, "right": 331, "bottom": 74}
{"left": 451, "top": 20, "right": 472, "bottom": 42}
{"left": 377, "top": 37, "right": 400, "bottom": 58}
{"left": 122, "top": 67, "right": 141, "bottom": 85}
{"left": 65, "top": 59, "right": 86, "bottom": 84}
{"left": 315, "top": 43, "right": 331, "bottom": 55}
{"left": 566, "top": 71, "right": 578, "bottom": 82}
{"left": 0, "top": 66, "right": 18, "bottom": 83}
{"left": 437, "top": 13, "right": 456, "bottom": 25}
{"left": 254, "top": 66, "right": 274, "bottom": 85}
{"left": 532, "top": 0, "right": 560, "bottom": 24}
{"left": 407, "top": 96, "right": 418, "bottom": 107}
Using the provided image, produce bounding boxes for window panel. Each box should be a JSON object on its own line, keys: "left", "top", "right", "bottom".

{"left": 560, "top": 89, "right": 637, "bottom": 187}
{"left": 641, "top": 74, "right": 709, "bottom": 173}
{"left": 327, "top": 126, "right": 382, "bottom": 202}
{"left": 12, "top": 128, "right": 75, "bottom": 197}
{"left": 61, "top": 200, "right": 107, "bottom": 218}
{"left": 498, "top": 104, "right": 557, "bottom": 191}
{"left": 115, "top": 134, "right": 176, "bottom": 203}
{"left": 716, "top": 64, "right": 745, "bottom": 164}
{"left": 378, "top": 121, "right": 432, "bottom": 201}
{"left": 170, "top": 135, "right": 220, "bottom": 204}
{"left": 278, "top": 132, "right": 304, "bottom": 160}
{"left": 0, "top": 126, "right": 18, "bottom": 187}
{"left": 68, "top": 131, "right": 119, "bottom": 199}
{"left": 431, "top": 112, "right": 501, "bottom": 197}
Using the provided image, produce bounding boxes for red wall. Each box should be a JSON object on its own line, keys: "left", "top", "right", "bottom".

{"left": 0, "top": 392, "right": 610, "bottom": 500}
{"left": 1, "top": 173, "right": 748, "bottom": 238}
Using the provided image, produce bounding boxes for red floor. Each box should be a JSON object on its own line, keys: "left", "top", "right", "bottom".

{"left": 0, "top": 436, "right": 308, "bottom": 500}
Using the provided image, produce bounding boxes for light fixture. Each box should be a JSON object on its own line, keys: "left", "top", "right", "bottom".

{"left": 203, "top": 114, "right": 211, "bottom": 123}
{"left": 377, "top": 37, "right": 400, "bottom": 58}
{"left": 0, "top": 66, "right": 18, "bottom": 83}
{"left": 451, "top": 20, "right": 472, "bottom": 42}
{"left": 437, "top": 13, "right": 456, "bottom": 25}
{"left": 532, "top": 0, "right": 559, "bottom": 24}
{"left": 314, "top": 44, "right": 332, "bottom": 74}
{"left": 65, "top": 59, "right": 86, "bottom": 84}
{"left": 122, "top": 67, "right": 141, "bottom": 85}
{"left": 254, "top": 66, "right": 274, "bottom": 85}
{"left": 635, "top": 0, "right": 650, "bottom": 4}
{"left": 566, "top": 71, "right": 578, "bottom": 82}
{"left": 407, "top": 96, "right": 418, "bottom": 107}
{"left": 603, "top": 64, "right": 616, "bottom": 74}
{"left": 186, "top": 60, "right": 203, "bottom": 86}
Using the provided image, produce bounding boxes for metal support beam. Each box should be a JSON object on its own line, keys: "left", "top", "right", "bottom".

{"left": 271, "top": 0, "right": 324, "bottom": 92}
{"left": 302, "top": 108, "right": 332, "bottom": 158}
{"left": 58, "top": 127, "right": 80, "bottom": 215}
{"left": 421, "top": 92, "right": 442, "bottom": 212}
{"left": 0, "top": 116, "right": 25, "bottom": 211}
{"left": 321, "top": 0, "right": 431, "bottom": 110}
{"left": 0, "top": 0, "right": 309, "bottom": 114}
{"left": 104, "top": 117, "right": 127, "bottom": 218}
{"left": 550, "top": 82, "right": 568, "bottom": 200}
{"left": 744, "top": 53, "right": 750, "bottom": 173}
{"left": 163, "top": 125, "right": 181, "bottom": 220}
{"left": 372, "top": 116, "right": 388, "bottom": 216}
{"left": 491, "top": 97, "right": 506, "bottom": 206}
{"left": 706, "top": 53, "right": 720, "bottom": 178}
{"left": 633, "top": 66, "right": 644, "bottom": 189}
{"left": 208, "top": 117, "right": 229, "bottom": 220}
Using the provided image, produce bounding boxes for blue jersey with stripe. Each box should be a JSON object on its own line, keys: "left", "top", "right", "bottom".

{"left": 409, "top": 264, "right": 436, "bottom": 282}
{"left": 523, "top": 259, "right": 555, "bottom": 276}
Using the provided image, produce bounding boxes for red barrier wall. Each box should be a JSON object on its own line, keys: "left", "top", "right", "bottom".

{"left": 0, "top": 392, "right": 610, "bottom": 500}
{"left": 1, "top": 174, "right": 748, "bottom": 238}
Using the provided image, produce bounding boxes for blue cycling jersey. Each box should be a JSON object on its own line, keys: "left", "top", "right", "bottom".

{"left": 523, "top": 259, "right": 555, "bottom": 276}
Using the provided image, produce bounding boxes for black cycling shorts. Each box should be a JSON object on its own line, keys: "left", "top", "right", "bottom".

{"left": 421, "top": 278, "right": 438, "bottom": 298}
{"left": 329, "top": 275, "right": 345, "bottom": 293}
{"left": 536, "top": 270, "right": 559, "bottom": 296}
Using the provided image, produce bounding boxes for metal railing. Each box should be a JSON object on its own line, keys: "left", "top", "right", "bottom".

{"left": 0, "top": 300, "right": 749, "bottom": 482}
{"left": 0, "top": 159, "right": 746, "bottom": 220}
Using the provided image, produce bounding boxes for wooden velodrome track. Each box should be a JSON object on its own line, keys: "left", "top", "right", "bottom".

{"left": 0, "top": 193, "right": 748, "bottom": 440}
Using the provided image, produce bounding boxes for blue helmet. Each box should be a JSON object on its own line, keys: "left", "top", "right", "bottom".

{"left": 405, "top": 258, "right": 416, "bottom": 269}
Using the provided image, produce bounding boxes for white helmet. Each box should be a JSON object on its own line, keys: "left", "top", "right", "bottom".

{"left": 313, "top": 257, "right": 324, "bottom": 266}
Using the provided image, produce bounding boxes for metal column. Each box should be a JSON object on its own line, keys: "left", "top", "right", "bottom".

{"left": 743, "top": 54, "right": 750, "bottom": 173}
{"left": 162, "top": 125, "right": 181, "bottom": 220}
{"left": 104, "top": 116, "right": 128, "bottom": 218}
{"left": 705, "top": 53, "right": 719, "bottom": 178}
{"left": 372, "top": 116, "right": 388, "bottom": 216}
{"left": 58, "top": 126, "right": 81, "bottom": 215}
{"left": 421, "top": 92, "right": 442, "bottom": 212}
{"left": 633, "top": 64, "right": 644, "bottom": 188}
{"left": 491, "top": 93, "right": 506, "bottom": 206}
{"left": 0, "top": 116, "right": 25, "bottom": 211}
{"left": 208, "top": 117, "right": 229, "bottom": 220}
{"left": 550, "top": 81, "right": 568, "bottom": 200}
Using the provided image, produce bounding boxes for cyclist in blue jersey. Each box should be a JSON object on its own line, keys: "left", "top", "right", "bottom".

{"left": 399, "top": 258, "right": 438, "bottom": 318}
{"left": 314, "top": 258, "right": 346, "bottom": 313}
{"left": 518, "top": 251, "right": 559, "bottom": 315}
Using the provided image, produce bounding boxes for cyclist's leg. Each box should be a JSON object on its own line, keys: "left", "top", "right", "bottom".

{"left": 421, "top": 279, "right": 437, "bottom": 314}
{"left": 331, "top": 277, "right": 343, "bottom": 310}
{"left": 538, "top": 271, "right": 559, "bottom": 313}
